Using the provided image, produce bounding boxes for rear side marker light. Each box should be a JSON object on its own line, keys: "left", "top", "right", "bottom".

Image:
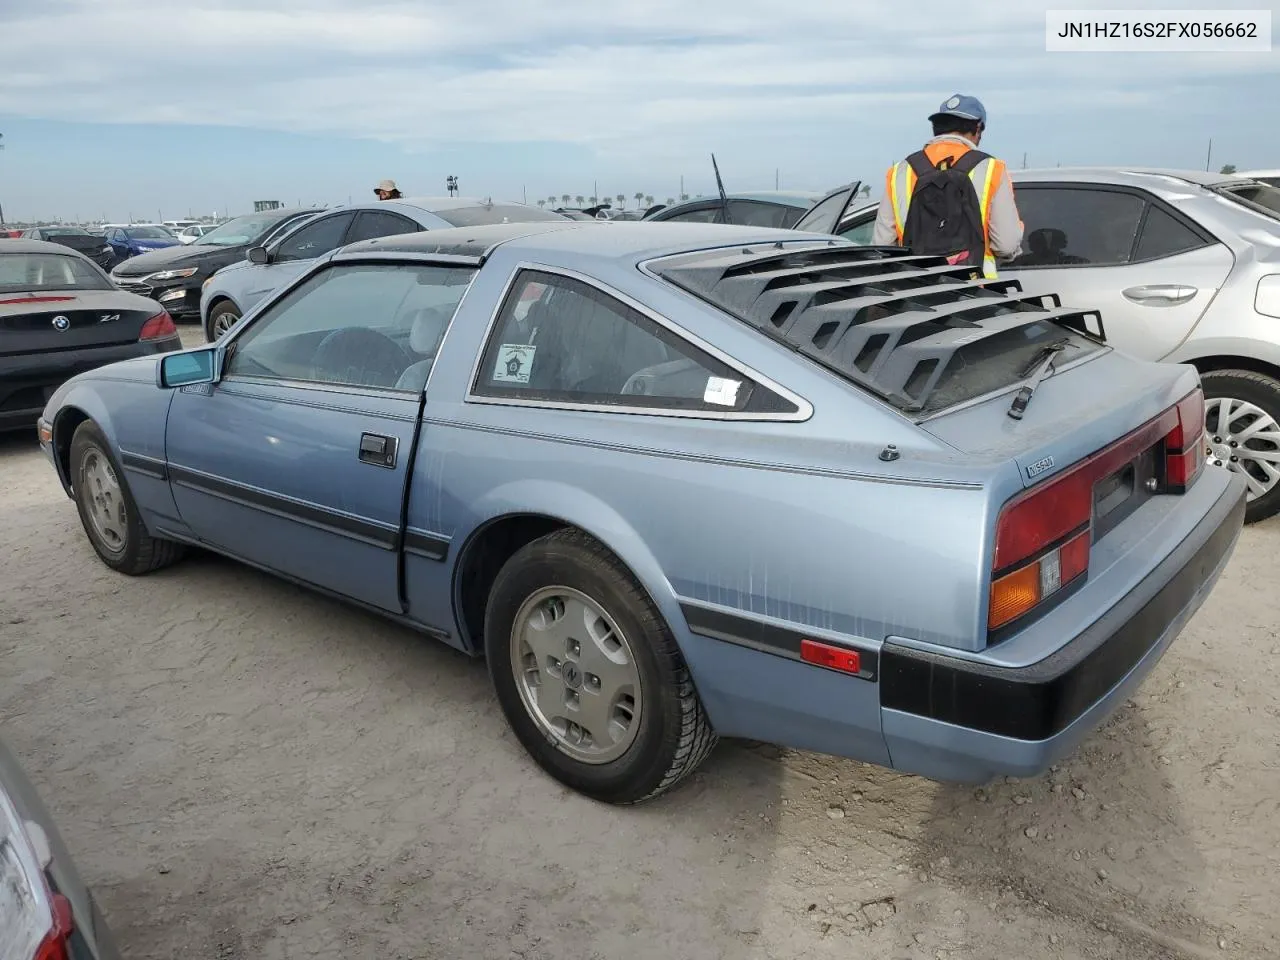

{"left": 800, "top": 638, "right": 861, "bottom": 676}
{"left": 139, "top": 310, "right": 177, "bottom": 341}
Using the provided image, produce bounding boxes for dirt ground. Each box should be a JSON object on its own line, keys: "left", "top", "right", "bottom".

{"left": 2, "top": 347, "right": 1279, "bottom": 958}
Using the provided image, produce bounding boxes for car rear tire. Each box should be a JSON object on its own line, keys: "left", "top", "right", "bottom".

{"left": 484, "top": 528, "right": 716, "bottom": 804}
{"left": 1201, "top": 369, "right": 1280, "bottom": 524}
{"left": 70, "top": 421, "right": 186, "bottom": 575}
{"left": 206, "top": 301, "right": 241, "bottom": 342}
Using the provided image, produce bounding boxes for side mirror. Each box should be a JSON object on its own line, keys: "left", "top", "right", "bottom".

{"left": 159, "top": 347, "right": 218, "bottom": 388}
{"left": 247, "top": 246, "right": 269, "bottom": 265}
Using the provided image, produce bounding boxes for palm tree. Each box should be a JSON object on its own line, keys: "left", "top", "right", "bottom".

{"left": 548, "top": 196, "right": 557, "bottom": 206}
{"left": 634, "top": 192, "right": 644, "bottom": 207}
{"left": 680, "top": 193, "right": 689, "bottom": 201}
{"left": 589, "top": 195, "right": 598, "bottom": 206}
{"left": 666, "top": 197, "right": 675, "bottom": 205}
{"left": 537, "top": 199, "right": 545, "bottom": 208}
{"left": 645, "top": 195, "right": 654, "bottom": 206}
{"left": 561, "top": 194, "right": 570, "bottom": 206}
{"left": 616, "top": 194, "right": 626, "bottom": 209}
{"left": 575, "top": 195, "right": 585, "bottom": 206}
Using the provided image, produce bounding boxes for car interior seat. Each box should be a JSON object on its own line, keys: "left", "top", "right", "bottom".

{"left": 393, "top": 305, "right": 452, "bottom": 392}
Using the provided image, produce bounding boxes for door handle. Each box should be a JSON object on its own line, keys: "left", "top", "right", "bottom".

{"left": 1122, "top": 284, "right": 1198, "bottom": 305}
{"left": 358, "top": 432, "right": 398, "bottom": 468}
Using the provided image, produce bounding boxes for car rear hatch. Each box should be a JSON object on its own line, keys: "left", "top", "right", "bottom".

{"left": 649, "top": 241, "right": 1213, "bottom": 641}
{"left": 0, "top": 293, "right": 157, "bottom": 356}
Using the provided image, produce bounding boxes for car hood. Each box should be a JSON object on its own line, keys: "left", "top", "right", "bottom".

{"left": 113, "top": 243, "right": 244, "bottom": 276}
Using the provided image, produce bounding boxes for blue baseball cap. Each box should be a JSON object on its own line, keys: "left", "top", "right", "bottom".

{"left": 929, "top": 94, "right": 987, "bottom": 126}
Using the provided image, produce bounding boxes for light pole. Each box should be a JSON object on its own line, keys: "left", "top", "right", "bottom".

{"left": 0, "top": 132, "right": 6, "bottom": 225}
{"left": 446, "top": 175, "right": 458, "bottom": 197}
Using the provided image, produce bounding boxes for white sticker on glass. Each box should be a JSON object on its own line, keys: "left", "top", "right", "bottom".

{"left": 493, "top": 344, "right": 536, "bottom": 384}
{"left": 703, "top": 376, "right": 742, "bottom": 406}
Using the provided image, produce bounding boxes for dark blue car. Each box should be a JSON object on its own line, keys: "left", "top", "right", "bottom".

{"left": 104, "top": 224, "right": 180, "bottom": 264}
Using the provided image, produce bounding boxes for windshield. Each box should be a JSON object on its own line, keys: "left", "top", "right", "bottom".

{"left": 195, "top": 213, "right": 293, "bottom": 246}
{"left": 0, "top": 253, "right": 111, "bottom": 292}
{"left": 41, "top": 227, "right": 92, "bottom": 237}
{"left": 129, "top": 226, "right": 174, "bottom": 239}
{"left": 1218, "top": 181, "right": 1280, "bottom": 222}
{"left": 435, "top": 205, "right": 569, "bottom": 227}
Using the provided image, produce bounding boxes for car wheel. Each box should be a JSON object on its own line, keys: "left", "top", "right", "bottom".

{"left": 207, "top": 301, "right": 241, "bottom": 341}
{"left": 1201, "top": 369, "right": 1280, "bottom": 523}
{"left": 70, "top": 421, "right": 186, "bottom": 574}
{"left": 485, "top": 528, "right": 717, "bottom": 804}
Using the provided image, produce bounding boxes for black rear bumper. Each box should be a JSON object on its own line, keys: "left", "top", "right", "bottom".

{"left": 0, "top": 337, "right": 180, "bottom": 431}
{"left": 880, "top": 474, "right": 1246, "bottom": 740}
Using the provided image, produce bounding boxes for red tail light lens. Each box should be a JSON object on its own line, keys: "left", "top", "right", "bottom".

{"left": 0, "top": 783, "right": 74, "bottom": 960}
{"left": 1165, "top": 387, "right": 1205, "bottom": 492}
{"left": 139, "top": 310, "right": 177, "bottom": 341}
{"left": 990, "top": 390, "right": 1201, "bottom": 633}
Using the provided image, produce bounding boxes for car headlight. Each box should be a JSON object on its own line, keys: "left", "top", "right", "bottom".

{"left": 145, "top": 267, "right": 199, "bottom": 282}
{"left": 1257, "top": 275, "right": 1280, "bottom": 319}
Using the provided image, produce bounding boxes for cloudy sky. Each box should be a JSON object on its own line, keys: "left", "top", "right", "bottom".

{"left": 0, "top": 0, "right": 1277, "bottom": 222}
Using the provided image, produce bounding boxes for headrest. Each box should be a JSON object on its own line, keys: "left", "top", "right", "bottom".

{"left": 409, "top": 306, "right": 449, "bottom": 355}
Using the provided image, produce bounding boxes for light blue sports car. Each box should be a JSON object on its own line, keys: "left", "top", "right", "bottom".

{"left": 38, "top": 221, "right": 1245, "bottom": 804}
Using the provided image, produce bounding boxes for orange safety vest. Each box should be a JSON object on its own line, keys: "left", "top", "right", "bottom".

{"left": 885, "top": 141, "right": 1004, "bottom": 279}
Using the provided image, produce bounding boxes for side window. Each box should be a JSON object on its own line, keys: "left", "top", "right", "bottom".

{"left": 472, "top": 270, "right": 798, "bottom": 415}
{"left": 273, "top": 213, "right": 355, "bottom": 263}
{"left": 1133, "top": 206, "right": 1210, "bottom": 261}
{"left": 664, "top": 206, "right": 722, "bottom": 223}
{"left": 839, "top": 215, "right": 876, "bottom": 245}
{"left": 1009, "top": 188, "right": 1145, "bottom": 267}
{"left": 224, "top": 262, "right": 476, "bottom": 391}
{"left": 726, "top": 201, "right": 794, "bottom": 228}
{"left": 346, "top": 210, "right": 421, "bottom": 245}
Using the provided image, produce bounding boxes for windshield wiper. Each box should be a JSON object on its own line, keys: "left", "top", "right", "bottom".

{"left": 1007, "top": 339, "right": 1071, "bottom": 420}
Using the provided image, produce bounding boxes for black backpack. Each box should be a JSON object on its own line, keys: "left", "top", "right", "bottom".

{"left": 899, "top": 149, "right": 988, "bottom": 270}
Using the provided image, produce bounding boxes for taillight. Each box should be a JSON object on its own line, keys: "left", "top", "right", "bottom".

{"left": 138, "top": 310, "right": 177, "bottom": 341}
{"left": 990, "top": 388, "right": 1202, "bottom": 633}
{"left": 1165, "top": 387, "right": 1205, "bottom": 492}
{"left": 0, "top": 784, "right": 74, "bottom": 960}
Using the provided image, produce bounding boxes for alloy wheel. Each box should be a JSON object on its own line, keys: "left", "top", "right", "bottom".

{"left": 1204, "top": 396, "right": 1280, "bottom": 500}
{"left": 510, "top": 586, "right": 643, "bottom": 765}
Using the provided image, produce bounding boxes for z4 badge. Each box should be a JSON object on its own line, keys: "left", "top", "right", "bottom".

{"left": 1025, "top": 456, "right": 1055, "bottom": 479}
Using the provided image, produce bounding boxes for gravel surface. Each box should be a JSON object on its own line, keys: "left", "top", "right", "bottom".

{"left": 2, "top": 357, "right": 1278, "bottom": 958}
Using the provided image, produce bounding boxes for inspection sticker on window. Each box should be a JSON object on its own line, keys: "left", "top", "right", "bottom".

{"left": 493, "top": 344, "right": 536, "bottom": 384}
{"left": 703, "top": 375, "right": 742, "bottom": 406}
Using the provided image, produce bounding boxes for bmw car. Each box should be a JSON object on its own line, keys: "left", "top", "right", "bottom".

{"left": 0, "top": 240, "right": 181, "bottom": 432}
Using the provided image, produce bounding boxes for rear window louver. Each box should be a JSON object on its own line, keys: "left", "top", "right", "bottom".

{"left": 650, "top": 243, "right": 1105, "bottom": 413}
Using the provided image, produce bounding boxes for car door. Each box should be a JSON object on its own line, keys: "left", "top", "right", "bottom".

{"left": 243, "top": 211, "right": 356, "bottom": 309}
{"left": 107, "top": 228, "right": 129, "bottom": 261}
{"left": 164, "top": 257, "right": 477, "bottom": 613}
{"left": 1000, "top": 184, "right": 1234, "bottom": 361}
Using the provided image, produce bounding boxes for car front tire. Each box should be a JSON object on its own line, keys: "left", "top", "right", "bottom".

{"left": 1201, "top": 369, "right": 1280, "bottom": 523}
{"left": 206, "top": 301, "right": 241, "bottom": 342}
{"left": 485, "top": 528, "right": 717, "bottom": 804}
{"left": 70, "top": 421, "right": 187, "bottom": 574}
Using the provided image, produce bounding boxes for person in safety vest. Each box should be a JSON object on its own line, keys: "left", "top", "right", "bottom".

{"left": 872, "top": 94, "right": 1023, "bottom": 278}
